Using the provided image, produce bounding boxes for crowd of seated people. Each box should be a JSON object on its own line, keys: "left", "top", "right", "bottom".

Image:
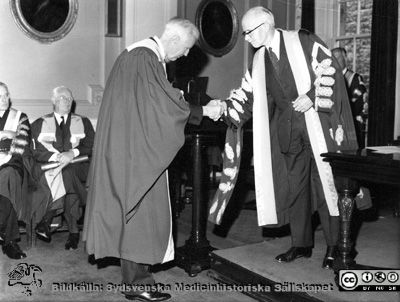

{"left": 0, "top": 83, "right": 94, "bottom": 259}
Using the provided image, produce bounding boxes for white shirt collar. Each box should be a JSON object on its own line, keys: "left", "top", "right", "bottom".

{"left": 269, "top": 29, "right": 280, "bottom": 60}
{"left": 152, "top": 36, "right": 166, "bottom": 63}
{"left": 342, "top": 67, "right": 348, "bottom": 75}
{"left": 54, "top": 112, "right": 68, "bottom": 125}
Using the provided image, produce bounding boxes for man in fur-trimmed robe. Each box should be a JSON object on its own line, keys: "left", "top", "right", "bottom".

{"left": 83, "top": 18, "right": 223, "bottom": 301}
{"left": 0, "top": 82, "right": 30, "bottom": 259}
{"left": 208, "top": 7, "right": 360, "bottom": 270}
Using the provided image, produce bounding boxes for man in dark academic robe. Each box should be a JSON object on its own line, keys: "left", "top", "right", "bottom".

{"left": 208, "top": 7, "right": 360, "bottom": 270}
{"left": 0, "top": 82, "right": 30, "bottom": 259}
{"left": 31, "top": 86, "right": 94, "bottom": 250}
{"left": 83, "top": 18, "right": 223, "bottom": 302}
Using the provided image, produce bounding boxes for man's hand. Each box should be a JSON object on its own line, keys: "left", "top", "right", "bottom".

{"left": 292, "top": 95, "right": 313, "bottom": 113}
{"left": 0, "top": 130, "right": 16, "bottom": 140}
{"left": 57, "top": 150, "right": 74, "bottom": 167}
{"left": 203, "top": 100, "right": 226, "bottom": 121}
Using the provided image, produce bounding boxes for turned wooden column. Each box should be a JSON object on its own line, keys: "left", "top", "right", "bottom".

{"left": 175, "top": 133, "right": 216, "bottom": 277}
{"left": 333, "top": 176, "right": 359, "bottom": 271}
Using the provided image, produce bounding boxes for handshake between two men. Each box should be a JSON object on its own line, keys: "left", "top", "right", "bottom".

{"left": 202, "top": 100, "right": 227, "bottom": 121}
{"left": 200, "top": 93, "right": 313, "bottom": 122}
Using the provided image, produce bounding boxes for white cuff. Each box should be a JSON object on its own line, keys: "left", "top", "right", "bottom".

{"left": 72, "top": 148, "right": 80, "bottom": 157}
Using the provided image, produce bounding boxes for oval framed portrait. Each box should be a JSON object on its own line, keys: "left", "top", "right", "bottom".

{"left": 9, "top": 0, "right": 79, "bottom": 44}
{"left": 195, "top": 0, "right": 239, "bottom": 57}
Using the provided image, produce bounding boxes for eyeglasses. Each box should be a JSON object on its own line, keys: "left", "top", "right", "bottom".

{"left": 242, "top": 22, "right": 265, "bottom": 36}
{"left": 55, "top": 95, "right": 73, "bottom": 102}
{"left": 0, "top": 94, "right": 8, "bottom": 100}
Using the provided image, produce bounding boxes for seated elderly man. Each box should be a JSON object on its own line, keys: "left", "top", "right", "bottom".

{"left": 31, "top": 86, "right": 94, "bottom": 250}
{"left": 0, "top": 82, "right": 31, "bottom": 259}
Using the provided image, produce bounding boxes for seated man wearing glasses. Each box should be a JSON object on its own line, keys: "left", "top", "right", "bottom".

{"left": 31, "top": 86, "right": 95, "bottom": 250}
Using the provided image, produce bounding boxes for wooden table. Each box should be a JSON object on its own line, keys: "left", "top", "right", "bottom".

{"left": 322, "top": 148, "right": 400, "bottom": 271}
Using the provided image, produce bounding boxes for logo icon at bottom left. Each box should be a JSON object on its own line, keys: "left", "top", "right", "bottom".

{"left": 8, "top": 263, "right": 43, "bottom": 296}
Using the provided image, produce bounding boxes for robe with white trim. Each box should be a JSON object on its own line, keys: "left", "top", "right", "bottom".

{"left": 209, "top": 29, "right": 358, "bottom": 227}
{"left": 30, "top": 113, "right": 94, "bottom": 223}
{"left": 0, "top": 108, "right": 31, "bottom": 222}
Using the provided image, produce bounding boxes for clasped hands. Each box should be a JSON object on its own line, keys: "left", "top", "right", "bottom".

{"left": 56, "top": 150, "right": 74, "bottom": 167}
{"left": 202, "top": 94, "right": 312, "bottom": 121}
{"left": 203, "top": 100, "right": 227, "bottom": 121}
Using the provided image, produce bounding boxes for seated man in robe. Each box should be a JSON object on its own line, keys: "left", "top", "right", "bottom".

{"left": 0, "top": 82, "right": 30, "bottom": 259}
{"left": 31, "top": 86, "right": 94, "bottom": 250}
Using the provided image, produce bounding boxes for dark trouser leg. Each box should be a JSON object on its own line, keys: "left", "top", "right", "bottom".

{"left": 285, "top": 147, "right": 313, "bottom": 247}
{"left": 121, "top": 259, "right": 155, "bottom": 291}
{"left": 0, "top": 195, "right": 20, "bottom": 244}
{"left": 43, "top": 207, "right": 58, "bottom": 223}
{"left": 63, "top": 164, "right": 88, "bottom": 205}
{"left": 62, "top": 164, "right": 88, "bottom": 234}
{"left": 64, "top": 194, "right": 80, "bottom": 234}
{"left": 35, "top": 200, "right": 58, "bottom": 241}
{"left": 284, "top": 114, "right": 313, "bottom": 247}
{"left": 319, "top": 209, "right": 339, "bottom": 247}
{"left": 316, "top": 197, "right": 340, "bottom": 247}
{"left": 310, "top": 159, "right": 339, "bottom": 246}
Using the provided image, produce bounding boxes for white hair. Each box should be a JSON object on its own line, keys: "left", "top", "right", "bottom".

{"left": 52, "top": 86, "right": 73, "bottom": 99}
{"left": 0, "top": 82, "right": 10, "bottom": 96}
{"left": 162, "top": 17, "right": 199, "bottom": 42}
{"left": 244, "top": 6, "right": 275, "bottom": 27}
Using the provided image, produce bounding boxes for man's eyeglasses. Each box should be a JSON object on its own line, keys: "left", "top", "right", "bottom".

{"left": 242, "top": 22, "right": 265, "bottom": 36}
{"left": 56, "top": 95, "right": 73, "bottom": 102}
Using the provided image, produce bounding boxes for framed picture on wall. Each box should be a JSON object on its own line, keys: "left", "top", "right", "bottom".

{"left": 106, "top": 0, "right": 122, "bottom": 37}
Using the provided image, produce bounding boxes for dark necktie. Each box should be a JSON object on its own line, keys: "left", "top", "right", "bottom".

{"left": 60, "top": 116, "right": 65, "bottom": 130}
{"left": 268, "top": 47, "right": 279, "bottom": 72}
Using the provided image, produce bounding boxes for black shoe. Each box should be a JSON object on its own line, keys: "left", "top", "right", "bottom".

{"left": 35, "top": 221, "right": 51, "bottom": 242}
{"left": 2, "top": 241, "right": 27, "bottom": 259}
{"left": 124, "top": 290, "right": 171, "bottom": 301}
{"left": 275, "top": 247, "right": 312, "bottom": 262}
{"left": 322, "top": 246, "right": 337, "bottom": 269}
{"left": 65, "top": 233, "right": 79, "bottom": 250}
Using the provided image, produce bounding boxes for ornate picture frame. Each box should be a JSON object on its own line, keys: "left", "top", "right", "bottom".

{"left": 195, "top": 0, "right": 239, "bottom": 57}
{"left": 9, "top": 0, "right": 79, "bottom": 44}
